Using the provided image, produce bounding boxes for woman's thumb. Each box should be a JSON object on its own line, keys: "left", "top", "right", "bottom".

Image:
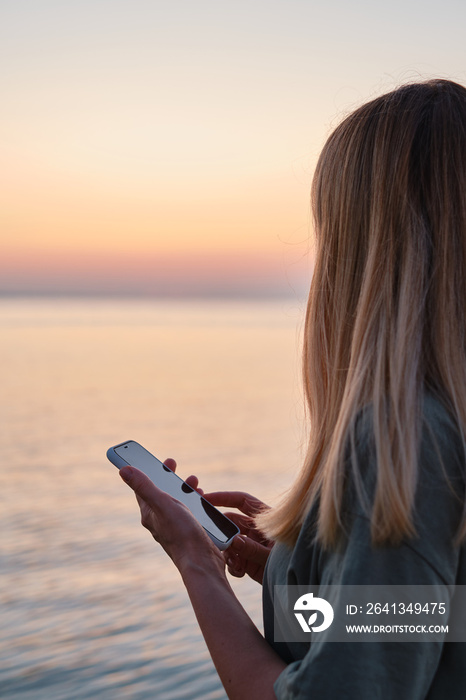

{"left": 230, "top": 534, "right": 270, "bottom": 565}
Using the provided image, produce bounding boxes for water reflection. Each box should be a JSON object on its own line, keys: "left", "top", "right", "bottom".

{"left": 1, "top": 298, "right": 303, "bottom": 698}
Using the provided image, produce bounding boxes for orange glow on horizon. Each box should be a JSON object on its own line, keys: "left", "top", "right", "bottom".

{"left": 2, "top": 2, "right": 463, "bottom": 296}
{"left": 1, "top": 244, "right": 313, "bottom": 297}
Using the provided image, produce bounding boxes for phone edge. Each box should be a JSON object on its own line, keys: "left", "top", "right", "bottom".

{"left": 106, "top": 441, "right": 240, "bottom": 550}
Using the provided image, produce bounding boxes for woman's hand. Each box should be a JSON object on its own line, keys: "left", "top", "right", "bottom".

{"left": 119, "top": 463, "right": 286, "bottom": 697}
{"left": 202, "top": 490, "right": 273, "bottom": 584}
{"left": 119, "top": 459, "right": 225, "bottom": 577}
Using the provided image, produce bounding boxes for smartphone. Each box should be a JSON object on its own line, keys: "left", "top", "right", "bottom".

{"left": 107, "top": 440, "right": 239, "bottom": 550}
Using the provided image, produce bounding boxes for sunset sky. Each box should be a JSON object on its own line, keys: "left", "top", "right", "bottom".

{"left": 2, "top": 1, "right": 465, "bottom": 297}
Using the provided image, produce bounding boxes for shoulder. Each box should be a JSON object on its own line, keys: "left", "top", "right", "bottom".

{"left": 334, "top": 391, "right": 466, "bottom": 584}
{"left": 411, "top": 393, "right": 465, "bottom": 578}
{"left": 271, "top": 392, "right": 466, "bottom": 587}
{"left": 420, "top": 390, "right": 465, "bottom": 470}
{"left": 349, "top": 390, "right": 465, "bottom": 497}
{"left": 295, "top": 392, "right": 466, "bottom": 585}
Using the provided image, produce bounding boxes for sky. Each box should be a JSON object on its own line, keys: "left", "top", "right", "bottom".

{"left": 1, "top": 0, "right": 465, "bottom": 297}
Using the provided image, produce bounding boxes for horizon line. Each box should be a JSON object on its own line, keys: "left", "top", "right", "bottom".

{"left": 0, "top": 288, "right": 307, "bottom": 302}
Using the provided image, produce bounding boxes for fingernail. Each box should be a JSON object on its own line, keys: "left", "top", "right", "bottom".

{"left": 120, "top": 466, "right": 133, "bottom": 482}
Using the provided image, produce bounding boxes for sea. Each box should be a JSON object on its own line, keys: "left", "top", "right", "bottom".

{"left": 1, "top": 297, "right": 307, "bottom": 699}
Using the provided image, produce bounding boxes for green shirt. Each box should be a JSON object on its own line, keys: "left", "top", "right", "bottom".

{"left": 263, "top": 393, "right": 466, "bottom": 699}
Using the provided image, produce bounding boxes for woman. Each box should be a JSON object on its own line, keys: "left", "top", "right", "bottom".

{"left": 118, "top": 78, "right": 466, "bottom": 698}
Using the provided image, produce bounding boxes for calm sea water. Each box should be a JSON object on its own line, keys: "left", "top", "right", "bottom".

{"left": 1, "top": 298, "right": 306, "bottom": 699}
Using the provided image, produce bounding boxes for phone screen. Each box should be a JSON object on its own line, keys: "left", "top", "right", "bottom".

{"left": 112, "top": 441, "right": 239, "bottom": 544}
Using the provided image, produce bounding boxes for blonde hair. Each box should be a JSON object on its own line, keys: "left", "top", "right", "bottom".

{"left": 257, "top": 79, "right": 466, "bottom": 548}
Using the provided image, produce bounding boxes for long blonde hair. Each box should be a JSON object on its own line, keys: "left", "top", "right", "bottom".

{"left": 257, "top": 79, "right": 466, "bottom": 548}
